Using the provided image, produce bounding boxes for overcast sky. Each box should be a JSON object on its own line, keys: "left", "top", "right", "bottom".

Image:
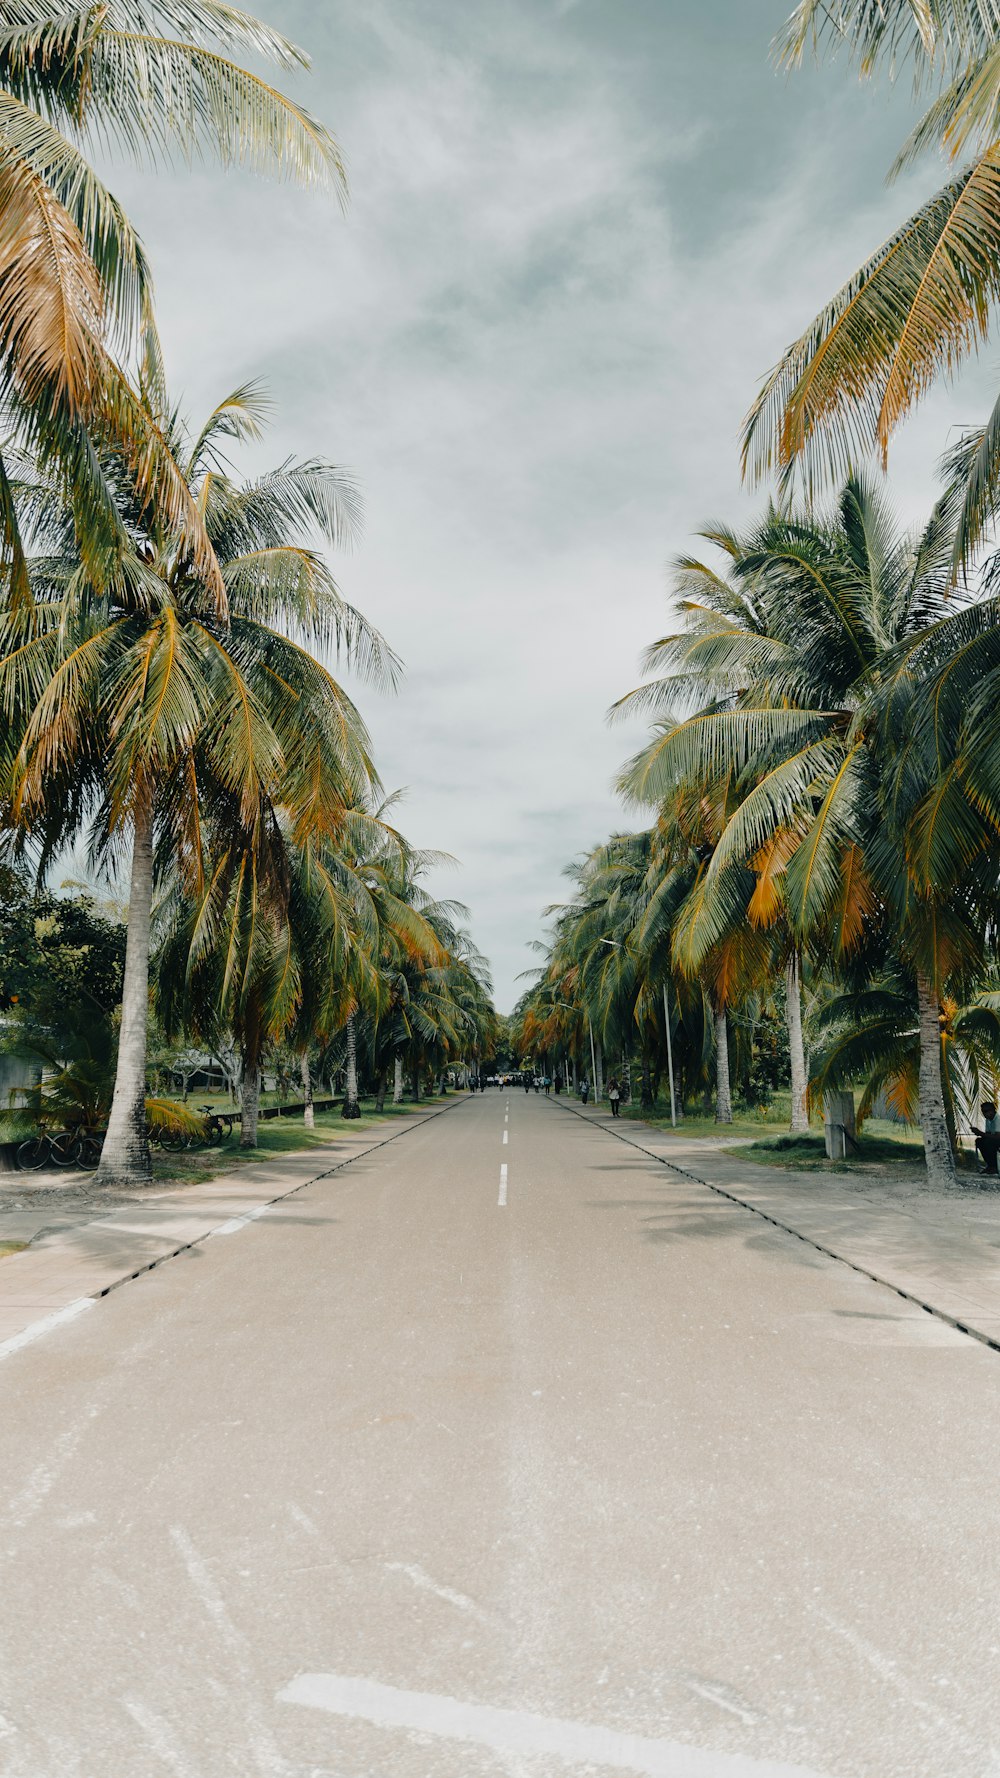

{"left": 109, "top": 0, "right": 996, "bottom": 1009}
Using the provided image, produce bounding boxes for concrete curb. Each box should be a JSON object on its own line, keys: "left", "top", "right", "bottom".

{"left": 0, "top": 1097, "right": 468, "bottom": 1360}
{"left": 549, "top": 1098, "right": 1000, "bottom": 1357}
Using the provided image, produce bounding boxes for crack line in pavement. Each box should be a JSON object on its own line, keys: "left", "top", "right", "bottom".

{"left": 548, "top": 1100, "right": 1000, "bottom": 1357}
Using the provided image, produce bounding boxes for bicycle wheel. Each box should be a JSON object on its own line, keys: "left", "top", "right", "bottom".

{"left": 49, "top": 1131, "right": 79, "bottom": 1169}
{"left": 74, "top": 1135, "right": 102, "bottom": 1171}
{"left": 16, "top": 1138, "right": 50, "bottom": 1172}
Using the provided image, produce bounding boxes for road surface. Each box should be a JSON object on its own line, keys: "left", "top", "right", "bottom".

{"left": 1, "top": 1090, "right": 998, "bottom": 1778}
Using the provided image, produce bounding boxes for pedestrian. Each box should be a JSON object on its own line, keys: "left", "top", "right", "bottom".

{"left": 544, "top": 1076, "right": 551, "bottom": 1096}
{"left": 974, "top": 1101, "right": 1000, "bottom": 1174}
{"left": 554, "top": 1075, "right": 562, "bottom": 1095}
{"left": 608, "top": 1077, "right": 621, "bottom": 1118}
{"left": 580, "top": 1078, "right": 590, "bottom": 1105}
{"left": 524, "top": 1076, "right": 531, "bottom": 1094}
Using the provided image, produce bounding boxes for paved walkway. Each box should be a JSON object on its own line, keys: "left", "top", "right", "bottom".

{"left": 557, "top": 1100, "right": 1000, "bottom": 1350}
{"left": 0, "top": 1103, "right": 460, "bottom": 1354}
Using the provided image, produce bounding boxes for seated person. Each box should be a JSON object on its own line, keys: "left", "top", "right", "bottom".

{"left": 973, "top": 1101, "right": 1000, "bottom": 1175}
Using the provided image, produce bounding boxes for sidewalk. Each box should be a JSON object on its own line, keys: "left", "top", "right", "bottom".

{"left": 558, "top": 1101, "right": 1000, "bottom": 1351}
{"left": 0, "top": 1102, "right": 460, "bottom": 1356}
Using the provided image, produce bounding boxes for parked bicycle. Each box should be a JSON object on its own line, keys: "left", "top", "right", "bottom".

{"left": 16, "top": 1128, "right": 103, "bottom": 1172}
{"left": 198, "top": 1106, "right": 232, "bottom": 1147}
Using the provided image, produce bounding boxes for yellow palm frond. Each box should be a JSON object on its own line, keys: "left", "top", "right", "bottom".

{"left": 742, "top": 146, "right": 1000, "bottom": 486}
{"left": 0, "top": 150, "right": 102, "bottom": 412}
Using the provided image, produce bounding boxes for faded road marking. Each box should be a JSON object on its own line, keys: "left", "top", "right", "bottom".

{"left": 385, "top": 1561, "right": 503, "bottom": 1628}
{"left": 279, "top": 1673, "right": 829, "bottom": 1776}
{"left": 209, "top": 1204, "right": 271, "bottom": 1237}
{"left": 498, "top": 1164, "right": 508, "bottom": 1208}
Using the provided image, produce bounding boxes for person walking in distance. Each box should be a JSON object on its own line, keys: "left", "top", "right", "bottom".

{"left": 580, "top": 1078, "right": 590, "bottom": 1105}
{"left": 524, "top": 1075, "right": 531, "bottom": 1094}
{"left": 608, "top": 1077, "right": 621, "bottom": 1118}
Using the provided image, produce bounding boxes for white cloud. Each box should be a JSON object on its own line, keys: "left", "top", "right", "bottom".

{"left": 96, "top": 0, "right": 998, "bottom": 1006}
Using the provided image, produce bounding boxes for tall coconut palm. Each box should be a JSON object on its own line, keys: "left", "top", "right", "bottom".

{"left": 615, "top": 476, "right": 988, "bottom": 1183}
{"left": 1, "top": 383, "right": 395, "bottom": 1183}
{"left": 315, "top": 810, "right": 451, "bottom": 1118}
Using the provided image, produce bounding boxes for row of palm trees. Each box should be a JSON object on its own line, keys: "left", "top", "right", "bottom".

{"left": 0, "top": 4, "right": 496, "bottom": 1184}
{"left": 516, "top": 0, "right": 1000, "bottom": 1188}
{"left": 518, "top": 474, "right": 1000, "bottom": 1185}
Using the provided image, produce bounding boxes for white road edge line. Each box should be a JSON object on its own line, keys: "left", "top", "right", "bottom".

{"left": 0, "top": 1296, "right": 95, "bottom": 1363}
{"left": 278, "top": 1672, "right": 826, "bottom": 1778}
{"left": 498, "top": 1164, "right": 508, "bottom": 1208}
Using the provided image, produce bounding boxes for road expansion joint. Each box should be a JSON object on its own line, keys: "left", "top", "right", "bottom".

{"left": 546, "top": 1099, "right": 1000, "bottom": 1357}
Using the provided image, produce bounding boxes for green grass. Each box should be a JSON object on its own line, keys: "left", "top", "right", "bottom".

{"left": 724, "top": 1130, "right": 925, "bottom": 1175}
{"left": 0, "top": 1242, "right": 27, "bottom": 1258}
{"left": 620, "top": 1092, "right": 932, "bottom": 1175}
{"left": 622, "top": 1089, "right": 803, "bottom": 1142}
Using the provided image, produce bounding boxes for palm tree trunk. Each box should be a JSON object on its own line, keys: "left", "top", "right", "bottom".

{"left": 917, "top": 972, "right": 956, "bottom": 1187}
{"left": 301, "top": 1051, "right": 314, "bottom": 1130}
{"left": 786, "top": 952, "right": 809, "bottom": 1134}
{"left": 94, "top": 797, "right": 154, "bottom": 1188}
{"left": 393, "top": 1052, "right": 404, "bottom": 1103}
{"left": 715, "top": 1007, "right": 733, "bottom": 1124}
{"left": 342, "top": 1014, "right": 361, "bottom": 1118}
{"left": 240, "top": 1047, "right": 260, "bottom": 1148}
{"left": 375, "top": 1068, "right": 388, "bottom": 1113}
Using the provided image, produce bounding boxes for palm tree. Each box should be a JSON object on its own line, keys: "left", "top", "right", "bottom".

{"left": 315, "top": 809, "right": 451, "bottom": 1119}
{"left": 2, "top": 383, "right": 394, "bottom": 1183}
{"left": 615, "top": 476, "right": 988, "bottom": 1183}
{"left": 811, "top": 970, "right": 1000, "bottom": 1145}
{"left": 614, "top": 550, "right": 804, "bottom": 1130}
{"left": 0, "top": 2, "right": 346, "bottom": 608}
{"left": 746, "top": 0, "right": 1000, "bottom": 513}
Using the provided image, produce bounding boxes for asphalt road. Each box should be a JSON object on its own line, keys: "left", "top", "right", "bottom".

{"left": 1, "top": 1090, "right": 999, "bottom": 1778}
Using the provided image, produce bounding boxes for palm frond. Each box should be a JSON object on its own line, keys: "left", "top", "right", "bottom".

{"left": 774, "top": 0, "right": 940, "bottom": 73}
{"left": 742, "top": 147, "right": 1000, "bottom": 487}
